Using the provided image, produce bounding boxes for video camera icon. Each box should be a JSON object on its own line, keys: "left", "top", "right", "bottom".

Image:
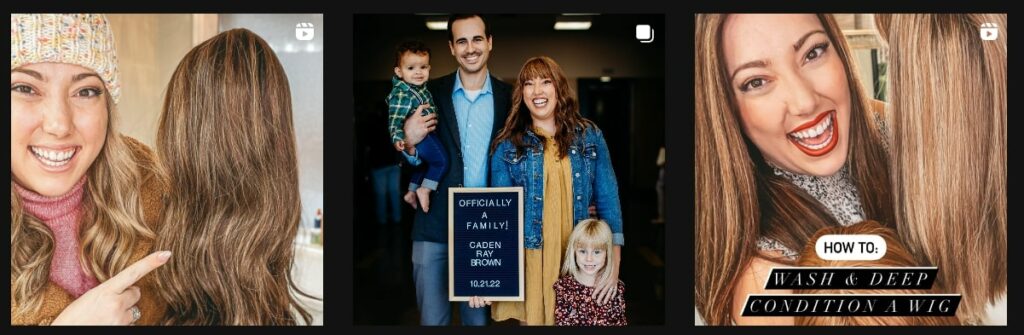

{"left": 296, "top": 23, "right": 315, "bottom": 41}
{"left": 981, "top": 22, "right": 998, "bottom": 41}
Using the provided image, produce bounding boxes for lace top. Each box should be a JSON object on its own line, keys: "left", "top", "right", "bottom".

{"left": 757, "top": 164, "right": 865, "bottom": 260}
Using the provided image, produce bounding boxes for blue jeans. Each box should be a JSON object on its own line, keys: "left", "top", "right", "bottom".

{"left": 412, "top": 241, "right": 489, "bottom": 325}
{"left": 370, "top": 165, "right": 402, "bottom": 224}
{"left": 408, "top": 133, "right": 447, "bottom": 191}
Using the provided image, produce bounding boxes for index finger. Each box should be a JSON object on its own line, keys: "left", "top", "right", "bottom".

{"left": 101, "top": 251, "right": 172, "bottom": 293}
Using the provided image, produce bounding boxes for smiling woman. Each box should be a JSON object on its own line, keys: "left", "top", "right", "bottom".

{"left": 488, "top": 56, "right": 624, "bottom": 325}
{"left": 694, "top": 13, "right": 894, "bottom": 325}
{"left": 11, "top": 64, "right": 108, "bottom": 194}
{"left": 11, "top": 13, "right": 169, "bottom": 325}
{"left": 721, "top": 14, "right": 852, "bottom": 176}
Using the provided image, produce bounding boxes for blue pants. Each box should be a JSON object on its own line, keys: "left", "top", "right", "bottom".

{"left": 408, "top": 133, "right": 447, "bottom": 191}
{"left": 412, "top": 241, "right": 489, "bottom": 325}
{"left": 370, "top": 164, "right": 401, "bottom": 224}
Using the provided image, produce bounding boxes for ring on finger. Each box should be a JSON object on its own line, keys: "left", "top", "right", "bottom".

{"left": 129, "top": 305, "right": 141, "bottom": 323}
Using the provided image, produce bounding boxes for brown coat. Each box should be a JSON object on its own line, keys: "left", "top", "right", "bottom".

{"left": 10, "top": 136, "right": 168, "bottom": 325}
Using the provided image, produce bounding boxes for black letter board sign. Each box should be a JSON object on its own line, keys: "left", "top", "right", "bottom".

{"left": 448, "top": 187, "right": 524, "bottom": 301}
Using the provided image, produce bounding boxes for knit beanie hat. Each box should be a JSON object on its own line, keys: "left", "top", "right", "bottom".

{"left": 11, "top": 14, "right": 121, "bottom": 105}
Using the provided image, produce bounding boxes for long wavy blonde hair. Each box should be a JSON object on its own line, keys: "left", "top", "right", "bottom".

{"left": 694, "top": 14, "right": 894, "bottom": 325}
{"left": 11, "top": 91, "right": 155, "bottom": 318}
{"left": 153, "top": 28, "right": 314, "bottom": 325}
{"left": 877, "top": 13, "right": 1007, "bottom": 323}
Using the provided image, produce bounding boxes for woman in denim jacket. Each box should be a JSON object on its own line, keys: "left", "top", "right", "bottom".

{"left": 484, "top": 56, "right": 623, "bottom": 325}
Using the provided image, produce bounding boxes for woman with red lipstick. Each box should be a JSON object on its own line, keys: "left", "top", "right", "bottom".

{"left": 11, "top": 14, "right": 169, "bottom": 325}
{"left": 694, "top": 14, "right": 894, "bottom": 325}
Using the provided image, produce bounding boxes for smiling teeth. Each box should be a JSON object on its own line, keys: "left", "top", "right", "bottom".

{"left": 30, "top": 146, "right": 76, "bottom": 167}
{"left": 533, "top": 98, "right": 548, "bottom": 106}
{"left": 800, "top": 131, "right": 833, "bottom": 150}
{"left": 790, "top": 114, "right": 832, "bottom": 139}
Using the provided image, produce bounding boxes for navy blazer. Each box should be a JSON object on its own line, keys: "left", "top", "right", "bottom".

{"left": 410, "top": 71, "right": 512, "bottom": 244}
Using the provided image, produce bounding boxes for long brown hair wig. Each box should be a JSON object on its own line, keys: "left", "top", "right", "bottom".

{"left": 154, "top": 28, "right": 314, "bottom": 325}
{"left": 877, "top": 13, "right": 1007, "bottom": 323}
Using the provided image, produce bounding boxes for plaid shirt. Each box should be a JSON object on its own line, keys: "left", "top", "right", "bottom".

{"left": 386, "top": 76, "right": 437, "bottom": 144}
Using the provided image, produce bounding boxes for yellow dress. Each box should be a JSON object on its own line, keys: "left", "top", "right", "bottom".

{"left": 491, "top": 128, "right": 574, "bottom": 325}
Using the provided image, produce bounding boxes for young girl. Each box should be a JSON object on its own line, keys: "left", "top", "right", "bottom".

{"left": 553, "top": 219, "right": 626, "bottom": 326}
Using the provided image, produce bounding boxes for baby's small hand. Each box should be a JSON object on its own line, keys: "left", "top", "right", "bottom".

{"left": 394, "top": 140, "right": 406, "bottom": 151}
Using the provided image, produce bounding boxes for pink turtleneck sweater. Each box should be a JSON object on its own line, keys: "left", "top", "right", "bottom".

{"left": 14, "top": 177, "right": 99, "bottom": 297}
